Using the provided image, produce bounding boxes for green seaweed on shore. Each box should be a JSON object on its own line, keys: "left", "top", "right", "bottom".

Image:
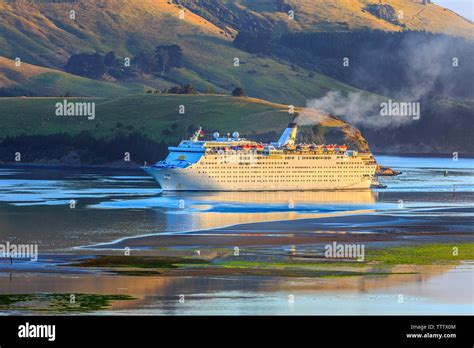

{"left": 215, "top": 258, "right": 418, "bottom": 277}
{"left": 219, "top": 260, "right": 366, "bottom": 269}
{"left": 366, "top": 243, "right": 474, "bottom": 265}
{"left": 0, "top": 294, "right": 35, "bottom": 306}
{"left": 68, "top": 243, "right": 473, "bottom": 279}
{"left": 0, "top": 293, "right": 135, "bottom": 313}
{"left": 73, "top": 255, "right": 210, "bottom": 269}
{"left": 216, "top": 243, "right": 474, "bottom": 273}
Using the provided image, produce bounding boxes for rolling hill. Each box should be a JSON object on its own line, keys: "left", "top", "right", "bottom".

{"left": 1, "top": 0, "right": 472, "bottom": 97}
{"left": 0, "top": 94, "right": 370, "bottom": 164}
{"left": 1, "top": 0, "right": 472, "bottom": 103}
{"left": 0, "top": 56, "right": 149, "bottom": 97}
{"left": 0, "top": 0, "right": 421, "bottom": 104}
{"left": 0, "top": 94, "right": 366, "bottom": 147}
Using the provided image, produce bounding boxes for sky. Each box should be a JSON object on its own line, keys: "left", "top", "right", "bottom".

{"left": 433, "top": 0, "right": 474, "bottom": 21}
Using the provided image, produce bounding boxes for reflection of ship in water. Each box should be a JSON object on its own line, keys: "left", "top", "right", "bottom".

{"left": 182, "top": 189, "right": 378, "bottom": 204}
{"left": 162, "top": 190, "right": 378, "bottom": 232}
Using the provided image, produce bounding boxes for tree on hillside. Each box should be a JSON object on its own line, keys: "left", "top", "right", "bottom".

{"left": 64, "top": 52, "right": 106, "bottom": 79}
{"left": 232, "top": 87, "right": 245, "bottom": 97}
{"left": 233, "top": 31, "right": 273, "bottom": 54}
{"left": 104, "top": 51, "right": 118, "bottom": 66}
{"left": 132, "top": 50, "right": 155, "bottom": 74}
{"left": 166, "top": 84, "right": 197, "bottom": 94}
{"left": 155, "top": 44, "right": 184, "bottom": 75}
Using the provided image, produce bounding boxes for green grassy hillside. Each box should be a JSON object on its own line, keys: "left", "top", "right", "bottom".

{"left": 0, "top": 94, "right": 366, "bottom": 149}
{"left": 0, "top": 95, "right": 292, "bottom": 141}
{"left": 0, "top": 95, "right": 288, "bottom": 140}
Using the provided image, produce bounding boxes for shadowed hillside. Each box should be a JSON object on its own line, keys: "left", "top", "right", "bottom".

{"left": 177, "top": 0, "right": 474, "bottom": 39}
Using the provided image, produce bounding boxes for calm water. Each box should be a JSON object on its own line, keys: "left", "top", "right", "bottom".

{"left": 0, "top": 155, "right": 473, "bottom": 315}
{"left": 1, "top": 262, "right": 472, "bottom": 315}
{"left": 0, "top": 155, "right": 473, "bottom": 251}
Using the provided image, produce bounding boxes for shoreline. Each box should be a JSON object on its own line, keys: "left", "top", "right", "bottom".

{"left": 0, "top": 162, "right": 143, "bottom": 172}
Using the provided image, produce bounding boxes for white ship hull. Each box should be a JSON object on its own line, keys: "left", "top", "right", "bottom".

{"left": 143, "top": 154, "right": 376, "bottom": 191}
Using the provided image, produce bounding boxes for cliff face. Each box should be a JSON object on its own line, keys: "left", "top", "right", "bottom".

{"left": 293, "top": 108, "right": 371, "bottom": 152}
{"left": 250, "top": 107, "right": 372, "bottom": 153}
{"left": 295, "top": 125, "right": 370, "bottom": 153}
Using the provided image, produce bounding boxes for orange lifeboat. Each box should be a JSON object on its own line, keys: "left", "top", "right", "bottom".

{"left": 323, "top": 145, "right": 334, "bottom": 151}
{"left": 301, "top": 144, "right": 310, "bottom": 151}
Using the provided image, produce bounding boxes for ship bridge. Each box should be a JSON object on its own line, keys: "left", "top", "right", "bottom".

{"left": 152, "top": 140, "right": 205, "bottom": 169}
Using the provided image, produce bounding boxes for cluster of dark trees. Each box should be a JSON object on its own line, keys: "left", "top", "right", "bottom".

{"left": 0, "top": 87, "right": 38, "bottom": 97}
{"left": 0, "top": 131, "right": 169, "bottom": 164}
{"left": 233, "top": 31, "right": 275, "bottom": 54}
{"left": 364, "top": 4, "right": 403, "bottom": 26}
{"left": 64, "top": 44, "right": 184, "bottom": 80}
{"left": 164, "top": 84, "right": 197, "bottom": 94}
{"left": 144, "top": 84, "right": 244, "bottom": 96}
{"left": 232, "top": 87, "right": 245, "bottom": 97}
{"left": 64, "top": 52, "right": 106, "bottom": 79}
{"left": 133, "top": 45, "right": 183, "bottom": 75}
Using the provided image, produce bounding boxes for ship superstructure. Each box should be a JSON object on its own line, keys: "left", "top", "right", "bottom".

{"left": 142, "top": 123, "right": 377, "bottom": 191}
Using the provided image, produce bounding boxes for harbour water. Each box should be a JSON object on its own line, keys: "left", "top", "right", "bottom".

{"left": 0, "top": 155, "right": 473, "bottom": 314}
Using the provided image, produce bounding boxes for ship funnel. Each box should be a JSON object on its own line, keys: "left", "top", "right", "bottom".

{"left": 277, "top": 123, "right": 298, "bottom": 147}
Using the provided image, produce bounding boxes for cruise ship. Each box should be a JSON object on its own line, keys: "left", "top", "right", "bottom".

{"left": 142, "top": 123, "right": 378, "bottom": 191}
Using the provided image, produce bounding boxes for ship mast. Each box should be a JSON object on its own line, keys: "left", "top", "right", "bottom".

{"left": 191, "top": 127, "right": 203, "bottom": 142}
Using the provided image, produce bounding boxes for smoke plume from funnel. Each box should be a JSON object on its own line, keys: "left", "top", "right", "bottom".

{"left": 303, "top": 91, "right": 413, "bottom": 129}
{"left": 293, "top": 107, "right": 331, "bottom": 126}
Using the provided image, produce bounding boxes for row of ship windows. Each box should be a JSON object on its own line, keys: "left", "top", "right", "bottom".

{"left": 207, "top": 156, "right": 342, "bottom": 160}
{"left": 213, "top": 179, "right": 352, "bottom": 182}
{"left": 200, "top": 161, "right": 364, "bottom": 165}
{"left": 218, "top": 165, "right": 367, "bottom": 168}
{"left": 198, "top": 172, "right": 371, "bottom": 175}
{"left": 199, "top": 166, "right": 367, "bottom": 169}
{"left": 200, "top": 174, "right": 370, "bottom": 177}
